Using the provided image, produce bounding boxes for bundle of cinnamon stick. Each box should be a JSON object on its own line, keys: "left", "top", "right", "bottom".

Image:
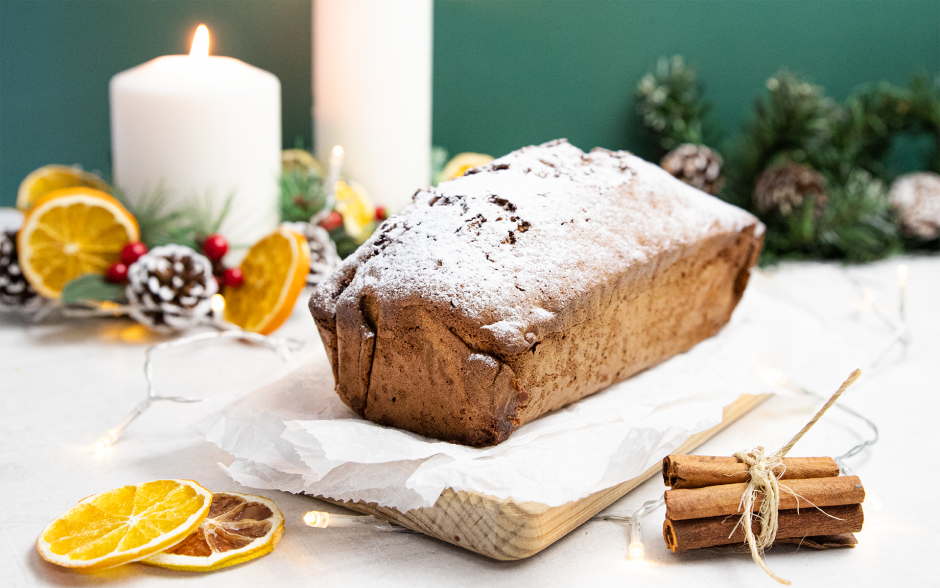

{"left": 662, "top": 455, "right": 865, "bottom": 552}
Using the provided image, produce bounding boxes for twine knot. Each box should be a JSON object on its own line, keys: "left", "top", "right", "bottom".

{"left": 733, "top": 369, "right": 862, "bottom": 585}
{"left": 732, "top": 446, "right": 787, "bottom": 584}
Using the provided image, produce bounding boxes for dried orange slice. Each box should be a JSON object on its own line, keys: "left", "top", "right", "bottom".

{"left": 281, "top": 149, "right": 321, "bottom": 175}
{"left": 224, "top": 226, "right": 310, "bottom": 334}
{"left": 17, "top": 164, "right": 110, "bottom": 210}
{"left": 18, "top": 187, "right": 139, "bottom": 299}
{"left": 36, "top": 480, "right": 212, "bottom": 570}
{"left": 335, "top": 180, "right": 376, "bottom": 243}
{"left": 142, "top": 492, "right": 284, "bottom": 572}
{"left": 441, "top": 152, "right": 494, "bottom": 182}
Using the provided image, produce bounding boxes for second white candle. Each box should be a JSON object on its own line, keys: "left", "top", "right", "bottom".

{"left": 313, "top": 0, "right": 432, "bottom": 213}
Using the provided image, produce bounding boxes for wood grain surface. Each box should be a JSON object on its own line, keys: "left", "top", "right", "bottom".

{"left": 317, "top": 393, "right": 768, "bottom": 560}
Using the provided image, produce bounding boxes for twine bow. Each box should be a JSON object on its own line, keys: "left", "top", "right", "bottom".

{"left": 733, "top": 369, "right": 863, "bottom": 585}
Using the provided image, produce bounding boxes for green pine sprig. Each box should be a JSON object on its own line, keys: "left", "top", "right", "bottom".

{"left": 279, "top": 168, "right": 328, "bottom": 223}
{"left": 835, "top": 81, "right": 912, "bottom": 182}
{"left": 724, "top": 72, "right": 839, "bottom": 210}
{"left": 816, "top": 169, "right": 901, "bottom": 262}
{"left": 431, "top": 145, "right": 449, "bottom": 186}
{"left": 716, "top": 70, "right": 909, "bottom": 264}
{"left": 635, "top": 55, "right": 719, "bottom": 158}
{"left": 111, "top": 185, "right": 184, "bottom": 248}
{"left": 113, "top": 186, "right": 234, "bottom": 250}
{"left": 758, "top": 170, "right": 900, "bottom": 264}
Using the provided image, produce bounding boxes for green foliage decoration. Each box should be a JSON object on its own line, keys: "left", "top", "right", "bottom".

{"left": 724, "top": 72, "right": 839, "bottom": 209}
{"left": 279, "top": 166, "right": 328, "bottom": 224}
{"left": 635, "top": 58, "right": 939, "bottom": 264}
{"left": 61, "top": 274, "right": 125, "bottom": 305}
{"left": 113, "top": 187, "right": 234, "bottom": 250}
{"left": 635, "top": 56, "right": 718, "bottom": 157}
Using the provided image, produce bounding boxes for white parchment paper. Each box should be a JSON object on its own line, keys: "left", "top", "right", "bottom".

{"left": 200, "top": 272, "right": 850, "bottom": 512}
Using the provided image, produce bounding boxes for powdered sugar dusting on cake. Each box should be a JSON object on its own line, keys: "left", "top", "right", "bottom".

{"left": 320, "top": 140, "right": 760, "bottom": 351}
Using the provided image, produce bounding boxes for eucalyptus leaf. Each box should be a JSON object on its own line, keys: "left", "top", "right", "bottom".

{"left": 61, "top": 274, "right": 126, "bottom": 305}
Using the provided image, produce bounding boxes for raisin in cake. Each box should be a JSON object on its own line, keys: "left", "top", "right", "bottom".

{"left": 310, "top": 140, "right": 764, "bottom": 447}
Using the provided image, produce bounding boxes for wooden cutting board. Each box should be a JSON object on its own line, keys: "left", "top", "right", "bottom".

{"left": 316, "top": 393, "right": 768, "bottom": 561}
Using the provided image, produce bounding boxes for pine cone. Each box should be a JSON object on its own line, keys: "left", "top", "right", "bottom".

{"left": 754, "top": 162, "right": 828, "bottom": 217}
{"left": 283, "top": 222, "right": 340, "bottom": 286}
{"left": 126, "top": 244, "right": 218, "bottom": 331}
{"left": 660, "top": 144, "right": 724, "bottom": 195}
{"left": 888, "top": 172, "right": 940, "bottom": 240}
{"left": 0, "top": 230, "right": 44, "bottom": 312}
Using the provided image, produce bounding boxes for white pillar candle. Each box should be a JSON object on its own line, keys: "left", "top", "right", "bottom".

{"left": 110, "top": 25, "right": 281, "bottom": 250}
{"left": 313, "top": 0, "right": 432, "bottom": 213}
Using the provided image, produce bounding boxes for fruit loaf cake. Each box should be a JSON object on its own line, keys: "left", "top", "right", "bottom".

{"left": 310, "top": 140, "right": 764, "bottom": 447}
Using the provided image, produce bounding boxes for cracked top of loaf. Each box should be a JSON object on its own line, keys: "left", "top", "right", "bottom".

{"left": 312, "top": 139, "right": 763, "bottom": 355}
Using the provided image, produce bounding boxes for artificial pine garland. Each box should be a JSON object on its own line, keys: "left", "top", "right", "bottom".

{"left": 112, "top": 187, "right": 234, "bottom": 251}
{"left": 635, "top": 56, "right": 719, "bottom": 158}
{"left": 635, "top": 57, "right": 940, "bottom": 263}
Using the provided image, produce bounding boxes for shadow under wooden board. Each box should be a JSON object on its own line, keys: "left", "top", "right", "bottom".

{"left": 316, "top": 393, "right": 769, "bottom": 561}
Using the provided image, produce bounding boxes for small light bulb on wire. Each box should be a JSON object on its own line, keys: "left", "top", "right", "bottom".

{"left": 303, "top": 511, "right": 330, "bottom": 528}
{"left": 761, "top": 367, "right": 788, "bottom": 388}
{"left": 896, "top": 264, "right": 908, "bottom": 323}
{"left": 210, "top": 293, "right": 225, "bottom": 323}
{"left": 95, "top": 429, "right": 118, "bottom": 453}
{"left": 303, "top": 510, "right": 415, "bottom": 533}
{"left": 627, "top": 515, "right": 645, "bottom": 562}
{"left": 855, "top": 288, "right": 876, "bottom": 314}
{"left": 590, "top": 497, "right": 662, "bottom": 563}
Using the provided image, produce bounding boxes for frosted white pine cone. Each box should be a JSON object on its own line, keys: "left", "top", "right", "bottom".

{"left": 660, "top": 144, "right": 724, "bottom": 196}
{"left": 126, "top": 244, "right": 218, "bottom": 331}
{"left": 282, "top": 222, "right": 340, "bottom": 286}
{"left": 888, "top": 172, "right": 940, "bottom": 240}
{"left": 0, "top": 230, "right": 45, "bottom": 313}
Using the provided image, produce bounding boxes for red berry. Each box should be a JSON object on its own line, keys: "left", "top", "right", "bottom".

{"left": 319, "top": 210, "right": 343, "bottom": 232}
{"left": 375, "top": 206, "right": 388, "bottom": 221}
{"left": 202, "top": 234, "right": 229, "bottom": 260}
{"left": 223, "top": 267, "right": 244, "bottom": 288}
{"left": 120, "top": 241, "right": 148, "bottom": 265}
{"left": 106, "top": 262, "right": 128, "bottom": 283}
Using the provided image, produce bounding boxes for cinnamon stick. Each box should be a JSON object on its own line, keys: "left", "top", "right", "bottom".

{"left": 663, "top": 455, "right": 840, "bottom": 489}
{"left": 663, "top": 503, "right": 864, "bottom": 552}
{"left": 665, "top": 475, "right": 865, "bottom": 520}
{"left": 776, "top": 534, "right": 858, "bottom": 550}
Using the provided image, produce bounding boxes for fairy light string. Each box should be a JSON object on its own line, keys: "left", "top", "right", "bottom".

{"left": 590, "top": 497, "right": 664, "bottom": 561}
{"left": 88, "top": 149, "right": 350, "bottom": 450}
{"left": 95, "top": 321, "right": 303, "bottom": 451}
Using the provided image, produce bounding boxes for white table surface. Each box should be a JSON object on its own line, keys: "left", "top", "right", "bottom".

{"left": 2, "top": 256, "right": 938, "bottom": 587}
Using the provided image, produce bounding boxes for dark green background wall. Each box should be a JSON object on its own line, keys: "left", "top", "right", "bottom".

{"left": 1, "top": 0, "right": 938, "bottom": 207}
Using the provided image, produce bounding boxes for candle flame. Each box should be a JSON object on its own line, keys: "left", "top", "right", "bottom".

{"left": 332, "top": 145, "right": 344, "bottom": 157}
{"left": 190, "top": 24, "right": 210, "bottom": 57}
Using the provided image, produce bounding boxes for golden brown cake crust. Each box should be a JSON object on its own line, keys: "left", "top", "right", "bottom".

{"left": 310, "top": 140, "right": 764, "bottom": 447}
